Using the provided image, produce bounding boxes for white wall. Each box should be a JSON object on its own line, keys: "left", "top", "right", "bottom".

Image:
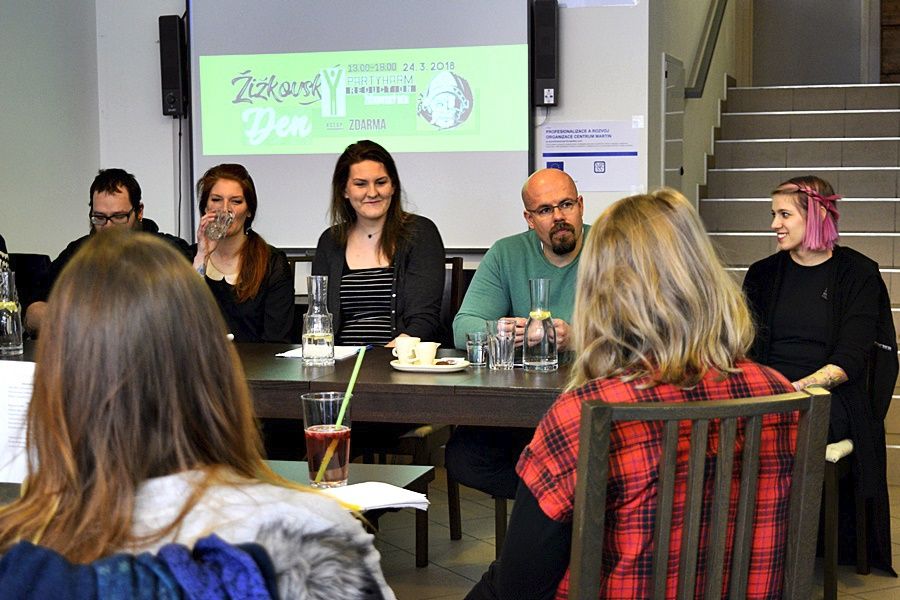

{"left": 95, "top": 0, "right": 187, "bottom": 238}
{"left": 0, "top": 0, "right": 100, "bottom": 257}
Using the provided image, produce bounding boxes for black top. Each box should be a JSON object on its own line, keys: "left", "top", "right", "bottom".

{"left": 312, "top": 214, "right": 445, "bottom": 341}
{"left": 768, "top": 257, "right": 831, "bottom": 381}
{"left": 743, "top": 246, "right": 895, "bottom": 572}
{"left": 37, "top": 219, "right": 191, "bottom": 302}
{"left": 337, "top": 265, "right": 394, "bottom": 345}
{"left": 193, "top": 243, "right": 295, "bottom": 343}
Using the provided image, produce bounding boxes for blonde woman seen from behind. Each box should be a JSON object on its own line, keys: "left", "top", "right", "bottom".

{"left": 0, "top": 230, "right": 393, "bottom": 600}
{"left": 466, "top": 189, "right": 798, "bottom": 600}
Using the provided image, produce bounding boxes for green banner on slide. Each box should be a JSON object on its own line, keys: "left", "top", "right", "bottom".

{"left": 199, "top": 45, "right": 528, "bottom": 155}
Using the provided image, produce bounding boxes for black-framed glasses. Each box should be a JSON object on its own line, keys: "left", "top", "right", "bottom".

{"left": 90, "top": 208, "right": 134, "bottom": 226}
{"left": 526, "top": 199, "right": 579, "bottom": 219}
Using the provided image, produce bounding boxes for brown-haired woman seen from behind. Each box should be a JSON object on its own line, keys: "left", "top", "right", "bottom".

{"left": 312, "top": 140, "right": 445, "bottom": 346}
{"left": 0, "top": 231, "right": 393, "bottom": 599}
{"left": 467, "top": 189, "right": 798, "bottom": 600}
{"left": 192, "top": 163, "right": 294, "bottom": 342}
{"left": 743, "top": 175, "right": 895, "bottom": 573}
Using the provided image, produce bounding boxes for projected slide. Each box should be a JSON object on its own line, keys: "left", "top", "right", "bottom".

{"left": 199, "top": 45, "right": 528, "bottom": 155}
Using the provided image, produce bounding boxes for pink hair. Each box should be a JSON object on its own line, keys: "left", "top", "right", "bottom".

{"left": 773, "top": 178, "right": 841, "bottom": 251}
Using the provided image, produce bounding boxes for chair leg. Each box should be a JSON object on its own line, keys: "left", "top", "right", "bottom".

{"left": 447, "top": 475, "right": 462, "bottom": 540}
{"left": 494, "top": 496, "right": 507, "bottom": 560}
{"left": 823, "top": 461, "right": 838, "bottom": 600}
{"left": 854, "top": 490, "right": 869, "bottom": 575}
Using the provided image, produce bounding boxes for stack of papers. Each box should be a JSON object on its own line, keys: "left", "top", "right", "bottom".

{"left": 0, "top": 361, "right": 34, "bottom": 484}
{"left": 276, "top": 346, "right": 363, "bottom": 361}
{"left": 322, "top": 481, "right": 430, "bottom": 511}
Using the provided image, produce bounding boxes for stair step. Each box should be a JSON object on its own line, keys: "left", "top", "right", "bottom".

{"left": 726, "top": 85, "right": 900, "bottom": 112}
{"left": 719, "top": 111, "right": 900, "bottom": 139}
{"left": 714, "top": 139, "right": 900, "bottom": 168}
{"left": 705, "top": 168, "right": 900, "bottom": 198}
{"left": 700, "top": 198, "right": 898, "bottom": 232}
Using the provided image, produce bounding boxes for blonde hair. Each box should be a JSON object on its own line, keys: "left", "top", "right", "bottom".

{"left": 569, "top": 188, "right": 754, "bottom": 390}
{"left": 0, "top": 231, "right": 290, "bottom": 561}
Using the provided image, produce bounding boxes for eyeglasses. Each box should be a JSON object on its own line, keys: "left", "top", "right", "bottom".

{"left": 526, "top": 199, "right": 579, "bottom": 219}
{"left": 90, "top": 208, "right": 134, "bottom": 226}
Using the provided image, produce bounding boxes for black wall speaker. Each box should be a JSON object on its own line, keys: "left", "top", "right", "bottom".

{"left": 159, "top": 15, "right": 188, "bottom": 118}
{"left": 532, "top": 0, "right": 559, "bottom": 107}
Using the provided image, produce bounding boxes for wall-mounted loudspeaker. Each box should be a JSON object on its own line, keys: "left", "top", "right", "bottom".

{"left": 159, "top": 15, "right": 188, "bottom": 118}
{"left": 532, "top": 0, "right": 558, "bottom": 107}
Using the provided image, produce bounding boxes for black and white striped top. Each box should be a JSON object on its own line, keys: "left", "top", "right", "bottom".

{"left": 337, "top": 265, "right": 394, "bottom": 346}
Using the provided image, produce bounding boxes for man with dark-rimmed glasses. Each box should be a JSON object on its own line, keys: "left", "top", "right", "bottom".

{"left": 446, "top": 167, "right": 590, "bottom": 502}
{"left": 25, "top": 168, "right": 189, "bottom": 333}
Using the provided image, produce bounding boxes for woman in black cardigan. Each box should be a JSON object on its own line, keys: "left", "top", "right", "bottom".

{"left": 742, "top": 175, "right": 894, "bottom": 573}
{"left": 312, "top": 140, "right": 445, "bottom": 346}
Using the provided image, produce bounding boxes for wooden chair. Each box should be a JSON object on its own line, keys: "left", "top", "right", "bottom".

{"left": 568, "top": 387, "right": 830, "bottom": 600}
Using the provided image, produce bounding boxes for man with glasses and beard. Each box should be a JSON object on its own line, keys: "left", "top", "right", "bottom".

{"left": 25, "top": 168, "right": 189, "bottom": 333}
{"left": 446, "top": 167, "right": 589, "bottom": 502}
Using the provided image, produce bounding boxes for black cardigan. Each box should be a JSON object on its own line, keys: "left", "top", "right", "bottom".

{"left": 743, "top": 246, "right": 895, "bottom": 572}
{"left": 311, "top": 214, "right": 445, "bottom": 341}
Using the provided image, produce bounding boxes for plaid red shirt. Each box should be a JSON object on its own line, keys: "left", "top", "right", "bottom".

{"left": 517, "top": 360, "right": 797, "bottom": 599}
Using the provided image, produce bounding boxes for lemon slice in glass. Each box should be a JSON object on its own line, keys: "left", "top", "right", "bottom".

{"left": 0, "top": 301, "right": 18, "bottom": 313}
{"left": 529, "top": 309, "right": 551, "bottom": 320}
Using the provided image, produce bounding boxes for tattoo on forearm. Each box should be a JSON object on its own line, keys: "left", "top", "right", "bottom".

{"left": 794, "top": 364, "right": 848, "bottom": 390}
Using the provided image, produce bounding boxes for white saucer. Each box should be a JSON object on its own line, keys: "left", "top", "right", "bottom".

{"left": 390, "top": 358, "right": 470, "bottom": 373}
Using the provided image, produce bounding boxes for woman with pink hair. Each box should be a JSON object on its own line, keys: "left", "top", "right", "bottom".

{"left": 743, "top": 175, "right": 895, "bottom": 574}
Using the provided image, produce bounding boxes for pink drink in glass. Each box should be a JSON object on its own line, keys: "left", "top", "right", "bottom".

{"left": 305, "top": 424, "right": 351, "bottom": 487}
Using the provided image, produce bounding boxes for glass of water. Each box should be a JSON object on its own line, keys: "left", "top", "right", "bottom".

{"left": 205, "top": 210, "right": 234, "bottom": 241}
{"left": 465, "top": 331, "right": 488, "bottom": 366}
{"left": 0, "top": 271, "right": 23, "bottom": 356}
{"left": 486, "top": 318, "right": 515, "bottom": 370}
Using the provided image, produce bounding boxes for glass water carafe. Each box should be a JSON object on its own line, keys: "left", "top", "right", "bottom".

{"left": 0, "top": 270, "right": 23, "bottom": 356}
{"left": 302, "top": 275, "right": 334, "bottom": 366}
{"left": 523, "top": 278, "right": 557, "bottom": 372}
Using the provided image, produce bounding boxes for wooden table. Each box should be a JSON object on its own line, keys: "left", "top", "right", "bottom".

{"left": 1, "top": 461, "right": 435, "bottom": 568}
{"left": 240, "top": 344, "right": 567, "bottom": 427}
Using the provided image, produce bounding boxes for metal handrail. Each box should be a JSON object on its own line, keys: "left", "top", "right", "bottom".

{"left": 685, "top": 0, "right": 728, "bottom": 99}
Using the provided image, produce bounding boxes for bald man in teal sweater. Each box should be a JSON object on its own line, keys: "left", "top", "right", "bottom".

{"left": 447, "top": 168, "right": 590, "bottom": 500}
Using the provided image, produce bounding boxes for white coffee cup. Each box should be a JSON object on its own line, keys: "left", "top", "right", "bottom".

{"left": 413, "top": 341, "right": 441, "bottom": 366}
{"left": 392, "top": 336, "right": 421, "bottom": 365}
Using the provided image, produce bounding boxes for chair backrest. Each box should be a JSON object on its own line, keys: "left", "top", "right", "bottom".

{"left": 439, "top": 257, "right": 464, "bottom": 347}
{"left": 569, "top": 387, "right": 830, "bottom": 600}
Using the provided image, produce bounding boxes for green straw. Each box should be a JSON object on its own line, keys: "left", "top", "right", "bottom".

{"left": 314, "top": 346, "right": 366, "bottom": 483}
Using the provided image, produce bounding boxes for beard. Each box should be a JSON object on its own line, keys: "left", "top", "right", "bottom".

{"left": 549, "top": 222, "right": 577, "bottom": 255}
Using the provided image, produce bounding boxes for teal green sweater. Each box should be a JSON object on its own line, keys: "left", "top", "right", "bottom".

{"left": 452, "top": 225, "right": 589, "bottom": 349}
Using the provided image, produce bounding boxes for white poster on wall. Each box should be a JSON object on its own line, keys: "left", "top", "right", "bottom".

{"left": 539, "top": 120, "right": 640, "bottom": 192}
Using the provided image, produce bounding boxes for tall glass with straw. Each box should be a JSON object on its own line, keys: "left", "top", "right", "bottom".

{"left": 302, "top": 347, "right": 366, "bottom": 487}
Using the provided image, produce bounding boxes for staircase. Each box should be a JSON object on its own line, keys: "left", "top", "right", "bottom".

{"left": 699, "top": 83, "right": 900, "bottom": 482}
{"left": 700, "top": 84, "right": 900, "bottom": 336}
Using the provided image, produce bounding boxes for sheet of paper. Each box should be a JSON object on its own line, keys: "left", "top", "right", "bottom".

{"left": 322, "top": 481, "right": 430, "bottom": 512}
{"left": 276, "top": 346, "right": 363, "bottom": 361}
{"left": 0, "top": 361, "right": 35, "bottom": 484}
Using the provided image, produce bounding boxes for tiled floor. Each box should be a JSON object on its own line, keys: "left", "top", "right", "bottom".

{"left": 375, "top": 467, "right": 900, "bottom": 600}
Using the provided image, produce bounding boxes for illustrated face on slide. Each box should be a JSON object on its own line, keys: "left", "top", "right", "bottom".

{"left": 345, "top": 160, "right": 394, "bottom": 223}
{"left": 417, "top": 71, "right": 473, "bottom": 129}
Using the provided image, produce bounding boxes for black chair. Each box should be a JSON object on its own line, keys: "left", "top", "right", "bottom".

{"left": 568, "top": 387, "right": 830, "bottom": 599}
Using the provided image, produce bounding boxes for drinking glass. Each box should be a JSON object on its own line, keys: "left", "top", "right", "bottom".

{"left": 205, "top": 210, "right": 234, "bottom": 241}
{"left": 301, "top": 392, "right": 350, "bottom": 488}
{"left": 524, "top": 278, "right": 557, "bottom": 372}
{"left": 486, "top": 318, "right": 515, "bottom": 370}
{"left": 0, "top": 271, "right": 23, "bottom": 357}
{"left": 465, "top": 331, "right": 488, "bottom": 366}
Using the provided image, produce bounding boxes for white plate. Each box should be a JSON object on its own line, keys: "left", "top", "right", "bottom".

{"left": 390, "top": 358, "right": 470, "bottom": 373}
